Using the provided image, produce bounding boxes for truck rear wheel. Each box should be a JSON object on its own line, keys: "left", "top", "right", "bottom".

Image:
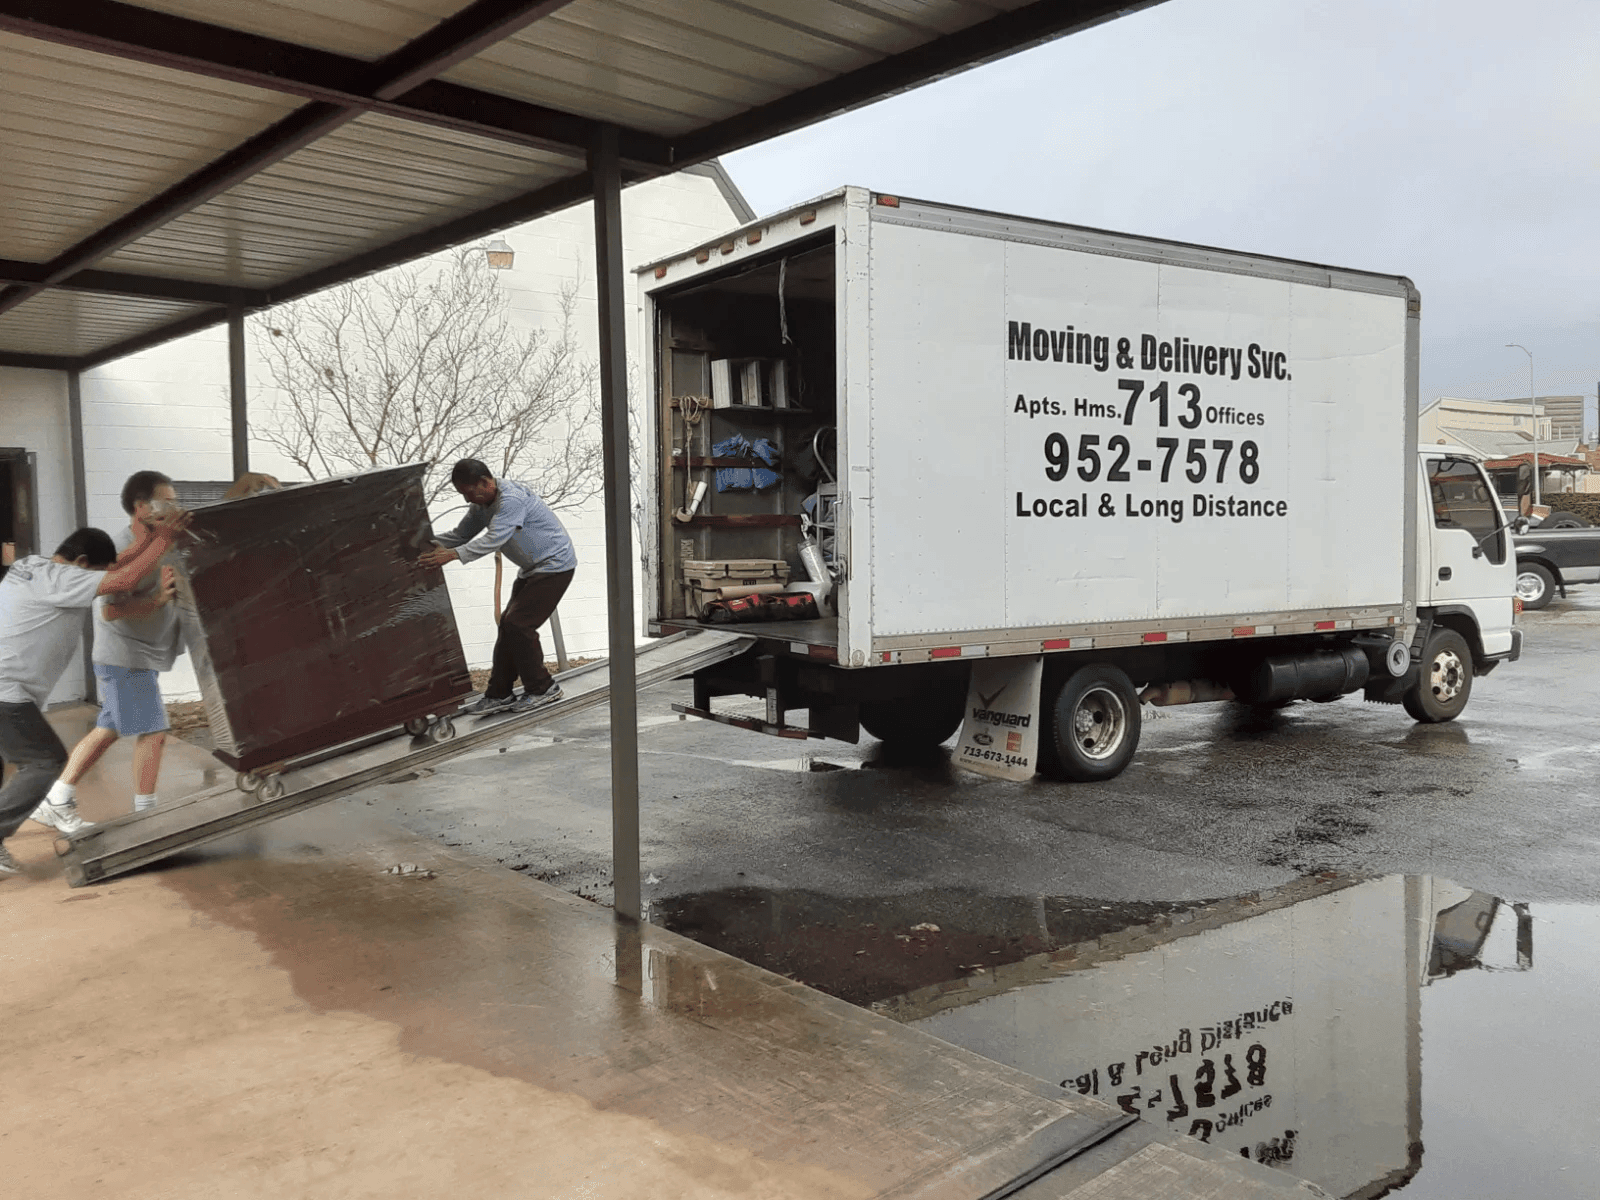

{"left": 1041, "top": 665, "right": 1141, "bottom": 782}
{"left": 1402, "top": 628, "right": 1473, "bottom": 723}
{"left": 859, "top": 689, "right": 965, "bottom": 748}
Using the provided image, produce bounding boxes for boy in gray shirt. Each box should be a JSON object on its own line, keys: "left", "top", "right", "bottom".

{"left": 35, "top": 471, "right": 186, "bottom": 825}
{"left": 0, "top": 515, "right": 188, "bottom": 875}
{"left": 38, "top": 469, "right": 280, "bottom": 824}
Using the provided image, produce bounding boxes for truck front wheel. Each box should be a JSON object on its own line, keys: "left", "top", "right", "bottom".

{"left": 859, "top": 689, "right": 966, "bottom": 748}
{"left": 1402, "top": 629, "right": 1473, "bottom": 723}
{"left": 1515, "top": 562, "right": 1555, "bottom": 610}
{"left": 1041, "top": 665, "right": 1142, "bottom": 782}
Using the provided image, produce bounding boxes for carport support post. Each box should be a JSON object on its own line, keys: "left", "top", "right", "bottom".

{"left": 228, "top": 306, "right": 249, "bottom": 476}
{"left": 590, "top": 123, "right": 641, "bottom": 924}
{"left": 68, "top": 369, "right": 95, "bottom": 703}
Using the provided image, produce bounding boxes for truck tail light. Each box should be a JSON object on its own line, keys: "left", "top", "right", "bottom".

{"left": 1513, "top": 596, "right": 1524, "bottom": 615}
{"left": 876, "top": 194, "right": 900, "bottom": 208}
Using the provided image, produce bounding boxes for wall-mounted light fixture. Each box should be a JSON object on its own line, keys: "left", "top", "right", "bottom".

{"left": 485, "top": 238, "right": 515, "bottom": 270}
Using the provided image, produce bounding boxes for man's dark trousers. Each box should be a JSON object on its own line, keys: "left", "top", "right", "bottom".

{"left": 0, "top": 701, "right": 68, "bottom": 839}
{"left": 487, "top": 569, "right": 574, "bottom": 699}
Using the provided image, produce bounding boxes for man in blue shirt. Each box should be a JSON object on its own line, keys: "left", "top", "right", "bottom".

{"left": 421, "top": 459, "right": 576, "bottom": 715}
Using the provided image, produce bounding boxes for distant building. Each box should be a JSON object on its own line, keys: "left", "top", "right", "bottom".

{"left": 1420, "top": 396, "right": 1588, "bottom": 507}
{"left": 1419, "top": 396, "right": 1564, "bottom": 458}
{"left": 1509, "top": 395, "right": 1584, "bottom": 442}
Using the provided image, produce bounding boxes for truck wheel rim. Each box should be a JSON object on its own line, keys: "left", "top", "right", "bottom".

{"left": 1430, "top": 649, "right": 1466, "bottom": 703}
{"left": 1515, "top": 571, "right": 1545, "bottom": 601}
{"left": 1071, "top": 686, "right": 1127, "bottom": 760}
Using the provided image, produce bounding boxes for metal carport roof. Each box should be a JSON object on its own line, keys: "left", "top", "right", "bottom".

{"left": 1, "top": 0, "right": 1167, "bottom": 921}
{"left": 0, "top": 0, "right": 1166, "bottom": 369}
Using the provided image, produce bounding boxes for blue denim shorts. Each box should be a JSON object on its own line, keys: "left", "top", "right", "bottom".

{"left": 93, "top": 664, "right": 169, "bottom": 737}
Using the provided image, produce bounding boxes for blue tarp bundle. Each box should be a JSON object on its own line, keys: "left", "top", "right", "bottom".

{"left": 713, "top": 435, "right": 781, "bottom": 491}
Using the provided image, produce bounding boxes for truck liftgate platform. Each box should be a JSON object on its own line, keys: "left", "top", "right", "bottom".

{"left": 57, "top": 630, "right": 755, "bottom": 887}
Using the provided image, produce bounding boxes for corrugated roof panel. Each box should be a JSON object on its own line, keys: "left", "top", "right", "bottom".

{"left": 441, "top": 0, "right": 1005, "bottom": 136}
{"left": 0, "top": 33, "right": 303, "bottom": 263}
{"left": 0, "top": 290, "right": 211, "bottom": 357}
{"left": 854, "top": 0, "right": 1019, "bottom": 33}
{"left": 100, "top": 113, "right": 585, "bottom": 286}
{"left": 129, "top": 0, "right": 464, "bottom": 62}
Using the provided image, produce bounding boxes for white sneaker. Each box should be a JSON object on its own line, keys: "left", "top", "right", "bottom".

{"left": 0, "top": 845, "right": 19, "bottom": 876}
{"left": 28, "top": 800, "right": 94, "bottom": 835}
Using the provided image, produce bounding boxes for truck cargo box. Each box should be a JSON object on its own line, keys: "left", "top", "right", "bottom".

{"left": 171, "top": 464, "right": 471, "bottom": 772}
{"left": 639, "top": 187, "right": 1418, "bottom": 666}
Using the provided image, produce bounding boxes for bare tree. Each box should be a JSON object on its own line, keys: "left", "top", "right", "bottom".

{"left": 254, "top": 249, "right": 601, "bottom": 507}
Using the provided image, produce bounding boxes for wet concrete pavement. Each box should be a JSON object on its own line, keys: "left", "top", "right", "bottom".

{"left": 12, "top": 599, "right": 1600, "bottom": 1197}
{"left": 3, "top": 711, "right": 1326, "bottom": 1199}
{"left": 365, "top": 599, "right": 1600, "bottom": 1196}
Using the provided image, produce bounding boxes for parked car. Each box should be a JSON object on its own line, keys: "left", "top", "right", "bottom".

{"left": 1513, "top": 522, "right": 1600, "bottom": 609}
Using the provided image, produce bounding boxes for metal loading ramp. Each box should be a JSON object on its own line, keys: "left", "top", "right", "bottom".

{"left": 58, "top": 630, "right": 754, "bottom": 887}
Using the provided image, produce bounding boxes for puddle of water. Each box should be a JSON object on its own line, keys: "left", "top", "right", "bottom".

{"left": 656, "top": 876, "right": 1600, "bottom": 1199}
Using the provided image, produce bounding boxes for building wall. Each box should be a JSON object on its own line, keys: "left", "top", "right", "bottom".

{"left": 1420, "top": 396, "right": 1548, "bottom": 443}
{"left": 80, "top": 168, "right": 746, "bottom": 699}
{"left": 0, "top": 367, "right": 89, "bottom": 704}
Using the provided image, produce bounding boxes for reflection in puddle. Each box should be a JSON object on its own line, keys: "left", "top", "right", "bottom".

{"left": 659, "top": 877, "right": 1594, "bottom": 1199}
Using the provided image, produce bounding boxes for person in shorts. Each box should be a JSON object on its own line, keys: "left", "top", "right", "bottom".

{"left": 0, "top": 517, "right": 189, "bottom": 876}
{"left": 34, "top": 472, "right": 188, "bottom": 825}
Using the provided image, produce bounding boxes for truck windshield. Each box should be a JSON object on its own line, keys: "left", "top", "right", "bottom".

{"left": 1429, "top": 460, "right": 1505, "bottom": 564}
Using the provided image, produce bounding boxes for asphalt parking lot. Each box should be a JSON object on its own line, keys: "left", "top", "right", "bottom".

{"left": 373, "top": 599, "right": 1600, "bottom": 931}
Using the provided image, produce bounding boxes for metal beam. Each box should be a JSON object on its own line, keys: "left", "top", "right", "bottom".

{"left": 591, "top": 123, "right": 642, "bottom": 924}
{"left": 228, "top": 308, "right": 249, "bottom": 477}
{"left": 0, "top": 0, "right": 589, "bottom": 319}
{"left": 0, "top": 351, "right": 81, "bottom": 370}
{"left": 672, "top": 0, "right": 1172, "bottom": 165}
{"left": 0, "top": 258, "right": 266, "bottom": 307}
{"left": 0, "top": 0, "right": 668, "bottom": 167}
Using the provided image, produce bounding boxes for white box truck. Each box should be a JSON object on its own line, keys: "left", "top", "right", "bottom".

{"left": 638, "top": 188, "right": 1521, "bottom": 781}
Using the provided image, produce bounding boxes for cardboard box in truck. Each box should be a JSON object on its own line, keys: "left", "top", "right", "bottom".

{"left": 638, "top": 188, "right": 1520, "bottom": 781}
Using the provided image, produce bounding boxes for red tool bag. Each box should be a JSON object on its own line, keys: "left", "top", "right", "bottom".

{"left": 703, "top": 592, "right": 820, "bottom": 624}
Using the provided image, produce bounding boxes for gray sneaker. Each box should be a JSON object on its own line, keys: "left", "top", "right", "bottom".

{"left": 514, "top": 685, "right": 564, "bottom": 712}
{"left": 28, "top": 800, "right": 94, "bottom": 835}
{"left": 0, "top": 844, "right": 19, "bottom": 876}
{"left": 462, "top": 692, "right": 518, "bottom": 716}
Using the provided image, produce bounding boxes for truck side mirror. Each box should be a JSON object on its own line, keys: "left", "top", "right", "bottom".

{"left": 1512, "top": 516, "right": 1531, "bottom": 534}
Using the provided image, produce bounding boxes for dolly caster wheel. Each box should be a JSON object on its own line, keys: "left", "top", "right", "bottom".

{"left": 236, "top": 772, "right": 262, "bottom": 794}
{"left": 257, "top": 775, "right": 286, "bottom": 802}
{"left": 428, "top": 717, "right": 457, "bottom": 743}
{"left": 404, "top": 717, "right": 431, "bottom": 737}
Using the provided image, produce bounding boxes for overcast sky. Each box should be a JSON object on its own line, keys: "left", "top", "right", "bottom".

{"left": 723, "top": 0, "right": 1600, "bottom": 427}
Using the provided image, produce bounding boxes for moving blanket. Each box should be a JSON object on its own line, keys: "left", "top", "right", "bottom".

{"left": 169, "top": 463, "right": 473, "bottom": 772}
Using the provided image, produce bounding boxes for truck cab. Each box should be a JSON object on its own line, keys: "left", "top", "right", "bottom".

{"left": 1380, "top": 446, "right": 1520, "bottom": 719}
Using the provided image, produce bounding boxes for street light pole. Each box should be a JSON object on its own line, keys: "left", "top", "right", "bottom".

{"left": 1507, "top": 343, "right": 1540, "bottom": 507}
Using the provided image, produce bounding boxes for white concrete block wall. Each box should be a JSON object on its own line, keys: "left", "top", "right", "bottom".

{"left": 78, "top": 169, "right": 746, "bottom": 700}
{"left": 0, "top": 367, "right": 88, "bottom": 704}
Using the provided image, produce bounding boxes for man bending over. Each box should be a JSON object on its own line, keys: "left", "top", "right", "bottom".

{"left": 420, "top": 459, "right": 575, "bottom": 715}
